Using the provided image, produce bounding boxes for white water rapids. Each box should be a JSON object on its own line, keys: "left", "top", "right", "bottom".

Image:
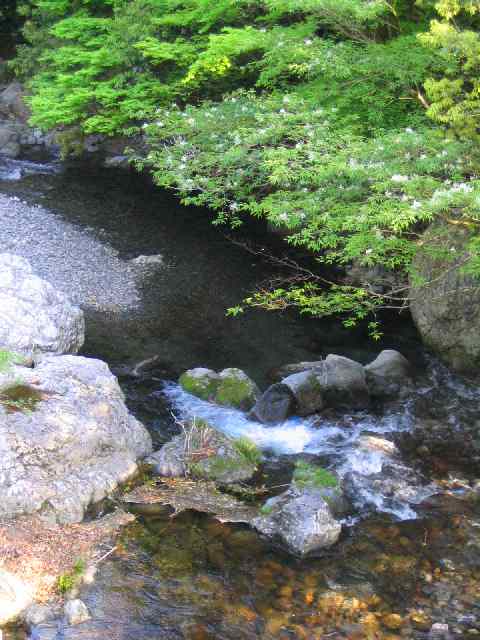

{"left": 162, "top": 381, "right": 439, "bottom": 521}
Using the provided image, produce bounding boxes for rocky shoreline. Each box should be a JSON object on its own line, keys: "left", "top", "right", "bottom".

{"left": 0, "top": 254, "right": 152, "bottom": 630}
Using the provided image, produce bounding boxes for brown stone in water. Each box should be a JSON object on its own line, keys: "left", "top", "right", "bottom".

{"left": 383, "top": 613, "right": 404, "bottom": 630}
{"left": 184, "top": 623, "right": 213, "bottom": 640}
{"left": 409, "top": 610, "right": 432, "bottom": 630}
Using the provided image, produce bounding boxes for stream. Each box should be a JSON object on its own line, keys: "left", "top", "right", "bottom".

{"left": 1, "top": 156, "right": 480, "bottom": 640}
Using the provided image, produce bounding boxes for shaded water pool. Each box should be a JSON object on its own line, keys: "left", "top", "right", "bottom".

{"left": 1, "top": 158, "right": 480, "bottom": 640}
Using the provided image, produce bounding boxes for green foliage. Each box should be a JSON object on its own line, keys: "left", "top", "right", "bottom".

{"left": 0, "top": 350, "right": 16, "bottom": 373}
{"left": 140, "top": 90, "right": 480, "bottom": 326}
{"left": 293, "top": 461, "right": 339, "bottom": 489}
{"left": 57, "top": 572, "right": 75, "bottom": 594}
{"left": 421, "top": 1, "right": 480, "bottom": 138}
{"left": 12, "top": 0, "right": 480, "bottom": 327}
{"left": 56, "top": 557, "right": 86, "bottom": 594}
{"left": 233, "top": 436, "right": 262, "bottom": 468}
{"left": 259, "top": 503, "right": 273, "bottom": 515}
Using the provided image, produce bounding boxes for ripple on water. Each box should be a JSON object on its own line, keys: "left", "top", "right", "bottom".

{"left": 161, "top": 382, "right": 439, "bottom": 521}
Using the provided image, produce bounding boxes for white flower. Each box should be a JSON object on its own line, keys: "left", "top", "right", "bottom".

{"left": 365, "top": 248, "right": 373, "bottom": 255}
{"left": 411, "top": 200, "right": 422, "bottom": 210}
{"left": 391, "top": 174, "right": 409, "bottom": 183}
{"left": 405, "top": 127, "right": 414, "bottom": 134}
{"left": 304, "top": 39, "right": 313, "bottom": 46}
{"left": 229, "top": 202, "right": 239, "bottom": 211}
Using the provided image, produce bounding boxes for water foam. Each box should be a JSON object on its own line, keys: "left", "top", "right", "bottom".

{"left": 161, "top": 382, "right": 438, "bottom": 521}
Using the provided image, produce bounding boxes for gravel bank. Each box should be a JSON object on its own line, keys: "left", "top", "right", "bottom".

{"left": 0, "top": 192, "right": 141, "bottom": 311}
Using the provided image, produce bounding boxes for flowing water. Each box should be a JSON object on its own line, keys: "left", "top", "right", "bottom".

{"left": 1, "top": 156, "right": 480, "bottom": 640}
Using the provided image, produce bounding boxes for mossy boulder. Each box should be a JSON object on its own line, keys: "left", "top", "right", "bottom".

{"left": 147, "top": 420, "right": 261, "bottom": 485}
{"left": 179, "top": 366, "right": 259, "bottom": 410}
{"left": 179, "top": 367, "right": 220, "bottom": 401}
{"left": 215, "top": 368, "right": 259, "bottom": 411}
{"left": 251, "top": 483, "right": 342, "bottom": 556}
{"left": 292, "top": 461, "right": 348, "bottom": 518}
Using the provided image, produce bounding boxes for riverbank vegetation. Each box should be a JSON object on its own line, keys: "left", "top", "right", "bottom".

{"left": 10, "top": 0, "right": 480, "bottom": 330}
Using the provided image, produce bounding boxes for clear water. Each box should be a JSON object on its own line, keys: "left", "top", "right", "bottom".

{"left": 2, "top": 157, "right": 480, "bottom": 640}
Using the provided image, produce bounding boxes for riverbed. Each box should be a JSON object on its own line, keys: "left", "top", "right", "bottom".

{"left": 1, "top": 157, "right": 480, "bottom": 640}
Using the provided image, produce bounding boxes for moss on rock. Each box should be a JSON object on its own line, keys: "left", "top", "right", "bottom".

{"left": 179, "top": 366, "right": 259, "bottom": 410}
{"left": 179, "top": 367, "right": 220, "bottom": 401}
{"left": 292, "top": 461, "right": 339, "bottom": 490}
{"left": 215, "top": 368, "right": 259, "bottom": 410}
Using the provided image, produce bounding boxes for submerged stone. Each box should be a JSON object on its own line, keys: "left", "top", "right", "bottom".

{"left": 121, "top": 479, "right": 257, "bottom": 523}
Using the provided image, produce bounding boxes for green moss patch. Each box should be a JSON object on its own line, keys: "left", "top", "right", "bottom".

{"left": 179, "top": 370, "right": 219, "bottom": 401}
{"left": 233, "top": 436, "right": 262, "bottom": 467}
{"left": 0, "top": 384, "right": 45, "bottom": 414}
{"left": 216, "top": 370, "right": 257, "bottom": 410}
{"left": 293, "top": 461, "right": 338, "bottom": 490}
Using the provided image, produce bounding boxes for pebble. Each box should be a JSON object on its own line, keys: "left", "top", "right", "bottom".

{"left": 430, "top": 622, "right": 450, "bottom": 637}
{"left": 64, "top": 599, "right": 90, "bottom": 625}
{"left": 0, "top": 192, "right": 140, "bottom": 311}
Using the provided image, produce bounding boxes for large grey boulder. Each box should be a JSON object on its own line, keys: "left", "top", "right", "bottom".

{"left": 253, "top": 355, "right": 369, "bottom": 423}
{"left": 0, "top": 82, "right": 30, "bottom": 122}
{"left": 251, "top": 383, "right": 296, "bottom": 424}
{"left": 0, "top": 123, "right": 21, "bottom": 157}
{"left": 269, "top": 360, "right": 324, "bottom": 382}
{"left": 0, "top": 355, "right": 152, "bottom": 523}
{"left": 147, "top": 420, "right": 259, "bottom": 485}
{"left": 364, "top": 349, "right": 412, "bottom": 398}
{"left": 321, "top": 354, "right": 369, "bottom": 409}
{"left": 251, "top": 485, "right": 342, "bottom": 556}
{"left": 281, "top": 369, "right": 325, "bottom": 416}
{"left": 410, "top": 222, "right": 480, "bottom": 374}
{"left": 0, "top": 254, "right": 84, "bottom": 363}
{"left": 0, "top": 569, "right": 33, "bottom": 626}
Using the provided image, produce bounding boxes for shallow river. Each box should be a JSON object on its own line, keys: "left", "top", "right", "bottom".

{"left": 1, "top": 157, "right": 480, "bottom": 640}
